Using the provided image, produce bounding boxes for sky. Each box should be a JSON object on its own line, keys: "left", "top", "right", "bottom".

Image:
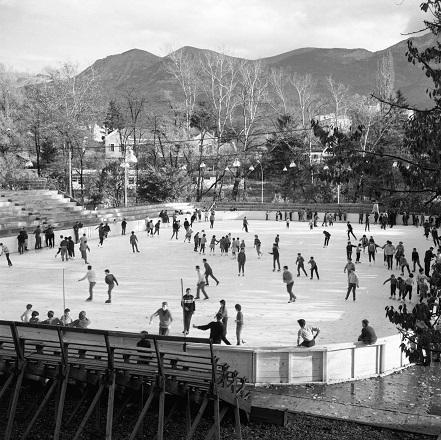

{"left": 0, "top": 0, "right": 428, "bottom": 74}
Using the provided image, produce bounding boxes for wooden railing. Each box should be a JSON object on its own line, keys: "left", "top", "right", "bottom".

{"left": 0, "top": 320, "right": 250, "bottom": 440}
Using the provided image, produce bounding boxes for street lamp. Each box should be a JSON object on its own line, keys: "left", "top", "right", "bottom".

{"left": 249, "top": 161, "right": 264, "bottom": 203}
{"left": 120, "top": 147, "right": 137, "bottom": 207}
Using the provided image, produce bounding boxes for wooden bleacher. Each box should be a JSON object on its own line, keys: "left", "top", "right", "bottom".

{"left": 0, "top": 190, "right": 196, "bottom": 239}
{"left": 0, "top": 321, "right": 250, "bottom": 440}
{"left": 0, "top": 190, "right": 100, "bottom": 237}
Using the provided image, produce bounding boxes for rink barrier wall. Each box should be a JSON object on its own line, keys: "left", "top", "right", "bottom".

{"left": 209, "top": 333, "right": 410, "bottom": 385}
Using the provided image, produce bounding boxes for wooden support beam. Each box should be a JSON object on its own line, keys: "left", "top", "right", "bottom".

{"left": 186, "top": 390, "right": 192, "bottom": 434}
{"left": 105, "top": 374, "right": 116, "bottom": 440}
{"left": 72, "top": 382, "right": 106, "bottom": 440}
{"left": 4, "top": 365, "right": 26, "bottom": 440}
{"left": 185, "top": 395, "right": 209, "bottom": 440}
{"left": 153, "top": 400, "right": 177, "bottom": 440}
{"left": 204, "top": 406, "right": 228, "bottom": 440}
{"left": 53, "top": 367, "right": 69, "bottom": 440}
{"left": 128, "top": 385, "right": 156, "bottom": 440}
{"left": 234, "top": 397, "right": 242, "bottom": 440}
{"left": 213, "top": 394, "right": 221, "bottom": 440}
{"left": 0, "top": 372, "right": 14, "bottom": 401}
{"left": 157, "top": 382, "right": 165, "bottom": 440}
{"left": 21, "top": 379, "right": 58, "bottom": 440}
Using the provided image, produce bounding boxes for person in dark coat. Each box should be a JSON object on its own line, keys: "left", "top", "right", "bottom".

{"left": 358, "top": 319, "right": 377, "bottom": 344}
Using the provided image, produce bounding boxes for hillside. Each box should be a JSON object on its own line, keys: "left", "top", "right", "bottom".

{"left": 79, "top": 33, "right": 437, "bottom": 109}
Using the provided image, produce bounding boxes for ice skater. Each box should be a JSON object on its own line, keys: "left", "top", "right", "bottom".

{"left": 130, "top": 231, "right": 140, "bottom": 252}
{"left": 104, "top": 269, "right": 118, "bottom": 304}
{"left": 78, "top": 265, "right": 97, "bottom": 301}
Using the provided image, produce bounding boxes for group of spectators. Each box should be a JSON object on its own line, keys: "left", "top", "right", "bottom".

{"left": 20, "top": 303, "right": 91, "bottom": 328}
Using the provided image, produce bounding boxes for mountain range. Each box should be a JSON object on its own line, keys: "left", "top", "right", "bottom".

{"left": 81, "top": 32, "right": 438, "bottom": 110}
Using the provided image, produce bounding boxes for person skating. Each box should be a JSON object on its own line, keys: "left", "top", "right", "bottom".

{"left": 73, "top": 221, "right": 80, "bottom": 243}
{"left": 154, "top": 220, "right": 161, "bottom": 236}
{"left": 346, "top": 221, "right": 357, "bottom": 240}
{"left": 67, "top": 236, "right": 75, "bottom": 260}
{"left": 195, "top": 265, "right": 209, "bottom": 300}
{"left": 345, "top": 269, "right": 359, "bottom": 301}
{"left": 346, "top": 241, "right": 357, "bottom": 260}
{"left": 181, "top": 288, "right": 195, "bottom": 335}
{"left": 383, "top": 274, "right": 398, "bottom": 299}
{"left": 323, "top": 230, "right": 331, "bottom": 248}
{"left": 79, "top": 239, "right": 90, "bottom": 264}
{"left": 17, "top": 231, "right": 26, "bottom": 254}
{"left": 344, "top": 259, "right": 355, "bottom": 278}
{"left": 216, "top": 299, "right": 228, "bottom": 331}
{"left": 308, "top": 256, "right": 319, "bottom": 280}
{"left": 412, "top": 247, "right": 423, "bottom": 272}
{"left": 193, "top": 313, "right": 231, "bottom": 345}
{"left": 96, "top": 223, "right": 105, "bottom": 246}
{"left": 203, "top": 258, "right": 219, "bottom": 286}
{"left": 296, "top": 253, "right": 308, "bottom": 277}
{"left": 237, "top": 248, "right": 246, "bottom": 276}
{"left": 149, "top": 302, "right": 173, "bottom": 336}
{"left": 424, "top": 247, "right": 435, "bottom": 277}
{"left": 269, "top": 242, "right": 280, "bottom": 271}
{"left": 209, "top": 235, "right": 219, "bottom": 254}
{"left": 254, "top": 235, "right": 263, "bottom": 258}
{"left": 0, "top": 243, "right": 12, "bottom": 266}
{"left": 34, "top": 225, "right": 42, "bottom": 249}
{"left": 121, "top": 218, "right": 127, "bottom": 235}
{"left": 104, "top": 269, "right": 118, "bottom": 303}
{"left": 78, "top": 265, "right": 97, "bottom": 301}
{"left": 283, "top": 266, "right": 296, "bottom": 303}
{"left": 199, "top": 233, "right": 207, "bottom": 254}
{"left": 242, "top": 217, "right": 249, "bottom": 233}
{"left": 234, "top": 304, "right": 244, "bottom": 345}
{"left": 171, "top": 220, "right": 180, "bottom": 240}
{"left": 130, "top": 231, "right": 140, "bottom": 252}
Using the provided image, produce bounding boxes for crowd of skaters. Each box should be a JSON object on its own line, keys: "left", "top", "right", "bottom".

{"left": 5, "top": 203, "right": 441, "bottom": 353}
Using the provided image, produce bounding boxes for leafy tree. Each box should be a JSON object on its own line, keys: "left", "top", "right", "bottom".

{"left": 137, "top": 165, "right": 191, "bottom": 203}
{"left": 103, "top": 100, "right": 125, "bottom": 132}
{"left": 382, "top": 0, "right": 441, "bottom": 363}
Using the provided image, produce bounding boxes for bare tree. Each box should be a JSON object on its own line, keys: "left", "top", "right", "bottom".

{"left": 36, "top": 62, "right": 103, "bottom": 196}
{"left": 325, "top": 75, "right": 351, "bottom": 128}
{"left": 376, "top": 50, "right": 395, "bottom": 114}
{"left": 198, "top": 49, "right": 241, "bottom": 197}
{"left": 163, "top": 47, "right": 201, "bottom": 131}
{"left": 268, "top": 67, "right": 291, "bottom": 116}
{"left": 230, "top": 60, "right": 269, "bottom": 199}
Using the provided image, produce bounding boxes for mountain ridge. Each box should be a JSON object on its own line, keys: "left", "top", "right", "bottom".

{"left": 80, "top": 32, "right": 437, "bottom": 109}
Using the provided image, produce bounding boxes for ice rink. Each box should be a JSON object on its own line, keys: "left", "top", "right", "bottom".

{"left": 0, "top": 218, "right": 428, "bottom": 347}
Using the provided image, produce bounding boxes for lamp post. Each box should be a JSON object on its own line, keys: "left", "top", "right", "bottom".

{"left": 121, "top": 147, "right": 137, "bottom": 207}
{"left": 249, "top": 160, "right": 264, "bottom": 203}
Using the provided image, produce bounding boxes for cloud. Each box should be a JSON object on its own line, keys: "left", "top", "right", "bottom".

{"left": 0, "top": 0, "right": 432, "bottom": 73}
